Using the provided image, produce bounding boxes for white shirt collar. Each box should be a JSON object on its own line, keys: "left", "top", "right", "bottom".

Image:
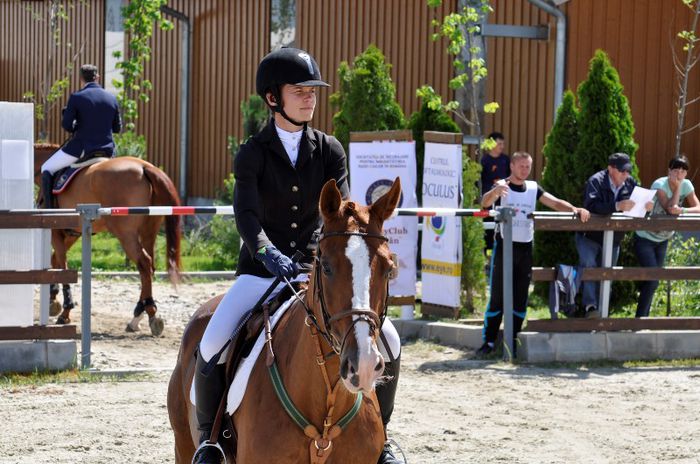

{"left": 275, "top": 124, "right": 303, "bottom": 166}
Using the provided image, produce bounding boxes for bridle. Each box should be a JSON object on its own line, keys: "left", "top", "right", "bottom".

{"left": 300, "top": 230, "right": 391, "bottom": 357}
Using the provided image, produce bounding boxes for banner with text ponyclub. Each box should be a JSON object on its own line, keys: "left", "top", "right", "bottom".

{"left": 349, "top": 140, "right": 417, "bottom": 297}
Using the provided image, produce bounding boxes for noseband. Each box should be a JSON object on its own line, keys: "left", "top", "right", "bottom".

{"left": 312, "top": 230, "right": 390, "bottom": 355}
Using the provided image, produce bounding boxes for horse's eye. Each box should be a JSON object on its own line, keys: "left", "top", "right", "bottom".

{"left": 322, "top": 261, "right": 332, "bottom": 276}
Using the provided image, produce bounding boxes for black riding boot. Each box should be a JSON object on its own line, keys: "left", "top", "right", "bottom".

{"left": 40, "top": 171, "right": 54, "bottom": 208}
{"left": 376, "top": 354, "right": 404, "bottom": 464}
{"left": 192, "top": 349, "right": 227, "bottom": 464}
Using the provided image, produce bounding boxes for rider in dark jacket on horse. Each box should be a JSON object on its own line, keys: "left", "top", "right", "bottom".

{"left": 40, "top": 64, "right": 121, "bottom": 207}
{"left": 191, "top": 48, "right": 405, "bottom": 464}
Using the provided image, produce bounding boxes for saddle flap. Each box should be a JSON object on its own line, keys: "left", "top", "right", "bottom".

{"left": 52, "top": 157, "right": 108, "bottom": 195}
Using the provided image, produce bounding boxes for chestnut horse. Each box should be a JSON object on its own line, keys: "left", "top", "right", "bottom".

{"left": 34, "top": 144, "right": 182, "bottom": 336}
{"left": 167, "top": 178, "right": 401, "bottom": 463}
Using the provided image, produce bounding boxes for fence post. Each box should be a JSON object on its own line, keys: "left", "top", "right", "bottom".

{"left": 599, "top": 230, "right": 614, "bottom": 318}
{"left": 77, "top": 204, "right": 100, "bottom": 369}
{"left": 39, "top": 228, "right": 51, "bottom": 325}
{"left": 498, "top": 207, "right": 515, "bottom": 362}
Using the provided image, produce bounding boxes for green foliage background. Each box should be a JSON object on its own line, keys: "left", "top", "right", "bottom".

{"left": 535, "top": 50, "right": 640, "bottom": 309}
{"left": 533, "top": 90, "right": 580, "bottom": 296}
{"left": 330, "top": 45, "right": 405, "bottom": 152}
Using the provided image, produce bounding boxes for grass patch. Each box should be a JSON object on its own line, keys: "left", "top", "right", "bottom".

{"left": 0, "top": 369, "right": 150, "bottom": 388}
{"left": 66, "top": 232, "right": 236, "bottom": 272}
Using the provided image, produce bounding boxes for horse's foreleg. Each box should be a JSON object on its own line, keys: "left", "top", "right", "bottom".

{"left": 49, "top": 283, "right": 62, "bottom": 317}
{"left": 62, "top": 284, "right": 75, "bottom": 310}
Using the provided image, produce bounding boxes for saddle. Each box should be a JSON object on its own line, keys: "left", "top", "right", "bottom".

{"left": 209, "top": 281, "right": 308, "bottom": 459}
{"left": 52, "top": 151, "right": 111, "bottom": 194}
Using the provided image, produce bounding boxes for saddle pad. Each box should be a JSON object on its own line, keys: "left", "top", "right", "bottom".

{"left": 188, "top": 295, "right": 296, "bottom": 415}
{"left": 52, "top": 157, "right": 107, "bottom": 194}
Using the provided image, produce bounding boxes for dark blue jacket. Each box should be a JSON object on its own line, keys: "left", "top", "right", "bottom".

{"left": 582, "top": 169, "right": 637, "bottom": 245}
{"left": 61, "top": 82, "right": 121, "bottom": 157}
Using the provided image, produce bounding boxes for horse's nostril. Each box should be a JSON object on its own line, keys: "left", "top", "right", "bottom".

{"left": 374, "top": 360, "right": 384, "bottom": 372}
{"left": 340, "top": 358, "right": 349, "bottom": 378}
{"left": 349, "top": 363, "right": 356, "bottom": 375}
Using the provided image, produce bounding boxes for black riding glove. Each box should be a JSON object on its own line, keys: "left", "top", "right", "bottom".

{"left": 255, "top": 245, "right": 297, "bottom": 279}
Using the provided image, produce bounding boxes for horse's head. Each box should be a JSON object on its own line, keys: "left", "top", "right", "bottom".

{"left": 315, "top": 177, "right": 401, "bottom": 394}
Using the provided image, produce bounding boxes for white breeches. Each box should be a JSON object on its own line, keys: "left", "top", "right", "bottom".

{"left": 41, "top": 149, "right": 78, "bottom": 175}
{"left": 199, "top": 274, "right": 402, "bottom": 363}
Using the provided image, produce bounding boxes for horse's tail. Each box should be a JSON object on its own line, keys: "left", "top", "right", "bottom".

{"left": 142, "top": 163, "right": 182, "bottom": 285}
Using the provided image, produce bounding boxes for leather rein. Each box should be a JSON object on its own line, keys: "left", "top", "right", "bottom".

{"left": 263, "top": 229, "right": 391, "bottom": 463}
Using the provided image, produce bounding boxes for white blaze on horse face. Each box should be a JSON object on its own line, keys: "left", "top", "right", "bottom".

{"left": 345, "top": 235, "right": 382, "bottom": 389}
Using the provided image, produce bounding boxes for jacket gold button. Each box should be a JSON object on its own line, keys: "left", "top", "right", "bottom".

{"left": 290, "top": 241, "right": 296, "bottom": 248}
{"left": 291, "top": 223, "right": 298, "bottom": 229}
{"left": 292, "top": 185, "right": 299, "bottom": 192}
{"left": 291, "top": 205, "right": 298, "bottom": 211}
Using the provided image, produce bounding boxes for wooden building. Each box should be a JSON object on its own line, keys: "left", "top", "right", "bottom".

{"left": 1, "top": 0, "right": 698, "bottom": 201}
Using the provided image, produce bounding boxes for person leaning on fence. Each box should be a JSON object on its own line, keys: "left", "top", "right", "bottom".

{"left": 480, "top": 132, "right": 510, "bottom": 251}
{"left": 39, "top": 64, "right": 121, "bottom": 208}
{"left": 576, "top": 153, "right": 654, "bottom": 318}
{"left": 634, "top": 155, "right": 700, "bottom": 318}
{"left": 477, "top": 151, "right": 590, "bottom": 356}
{"left": 190, "top": 48, "right": 405, "bottom": 464}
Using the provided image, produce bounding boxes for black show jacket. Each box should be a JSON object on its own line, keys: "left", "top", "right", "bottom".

{"left": 233, "top": 119, "right": 349, "bottom": 277}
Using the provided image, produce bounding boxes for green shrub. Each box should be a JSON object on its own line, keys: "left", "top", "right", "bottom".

{"left": 461, "top": 155, "right": 487, "bottom": 312}
{"left": 330, "top": 44, "right": 405, "bottom": 152}
{"left": 114, "top": 131, "right": 147, "bottom": 158}
{"left": 651, "top": 236, "right": 700, "bottom": 316}
{"left": 574, "top": 50, "right": 640, "bottom": 310}
{"left": 533, "top": 90, "right": 580, "bottom": 296}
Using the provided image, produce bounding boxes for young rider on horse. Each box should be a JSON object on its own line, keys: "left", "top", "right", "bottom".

{"left": 40, "top": 64, "right": 121, "bottom": 208}
{"left": 192, "top": 48, "right": 404, "bottom": 464}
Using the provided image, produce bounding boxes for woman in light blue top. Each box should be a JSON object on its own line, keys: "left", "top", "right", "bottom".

{"left": 634, "top": 155, "right": 700, "bottom": 317}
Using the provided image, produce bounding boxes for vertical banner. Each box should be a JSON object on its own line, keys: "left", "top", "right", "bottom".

{"left": 421, "top": 136, "right": 463, "bottom": 310}
{"left": 349, "top": 133, "right": 417, "bottom": 297}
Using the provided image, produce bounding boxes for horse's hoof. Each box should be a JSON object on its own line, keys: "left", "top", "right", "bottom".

{"left": 125, "top": 321, "right": 141, "bottom": 333}
{"left": 63, "top": 302, "right": 75, "bottom": 310}
{"left": 49, "top": 301, "right": 62, "bottom": 317}
{"left": 56, "top": 315, "right": 70, "bottom": 325}
{"left": 149, "top": 316, "right": 164, "bottom": 337}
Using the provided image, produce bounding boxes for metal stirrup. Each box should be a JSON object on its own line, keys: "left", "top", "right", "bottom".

{"left": 191, "top": 440, "right": 227, "bottom": 464}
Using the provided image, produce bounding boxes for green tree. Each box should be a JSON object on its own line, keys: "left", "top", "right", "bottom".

{"left": 330, "top": 45, "right": 405, "bottom": 152}
{"left": 575, "top": 49, "right": 639, "bottom": 310}
{"left": 574, "top": 50, "right": 638, "bottom": 186}
{"left": 418, "top": 0, "right": 499, "bottom": 152}
{"left": 112, "top": 0, "right": 173, "bottom": 158}
{"left": 672, "top": 0, "right": 700, "bottom": 157}
{"left": 22, "top": 1, "right": 87, "bottom": 142}
{"left": 533, "top": 90, "right": 580, "bottom": 296}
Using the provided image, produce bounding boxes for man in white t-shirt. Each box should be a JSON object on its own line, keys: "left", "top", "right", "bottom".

{"left": 478, "top": 152, "right": 590, "bottom": 356}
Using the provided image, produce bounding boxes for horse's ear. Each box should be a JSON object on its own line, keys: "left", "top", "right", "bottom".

{"left": 370, "top": 177, "right": 401, "bottom": 222}
{"left": 319, "top": 179, "right": 342, "bottom": 220}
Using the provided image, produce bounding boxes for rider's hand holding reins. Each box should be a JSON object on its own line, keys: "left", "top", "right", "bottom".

{"left": 256, "top": 245, "right": 298, "bottom": 279}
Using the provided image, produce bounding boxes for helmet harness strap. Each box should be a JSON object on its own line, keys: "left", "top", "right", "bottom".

{"left": 270, "top": 85, "right": 307, "bottom": 128}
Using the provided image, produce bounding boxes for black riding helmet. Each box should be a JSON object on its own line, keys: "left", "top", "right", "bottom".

{"left": 256, "top": 47, "right": 329, "bottom": 127}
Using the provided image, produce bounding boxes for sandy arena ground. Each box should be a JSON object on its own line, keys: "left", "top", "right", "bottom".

{"left": 1, "top": 278, "right": 699, "bottom": 464}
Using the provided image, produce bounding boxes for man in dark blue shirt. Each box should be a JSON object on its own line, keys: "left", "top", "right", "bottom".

{"left": 40, "top": 64, "right": 121, "bottom": 207}
{"left": 576, "top": 153, "right": 653, "bottom": 317}
{"left": 481, "top": 132, "right": 510, "bottom": 250}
